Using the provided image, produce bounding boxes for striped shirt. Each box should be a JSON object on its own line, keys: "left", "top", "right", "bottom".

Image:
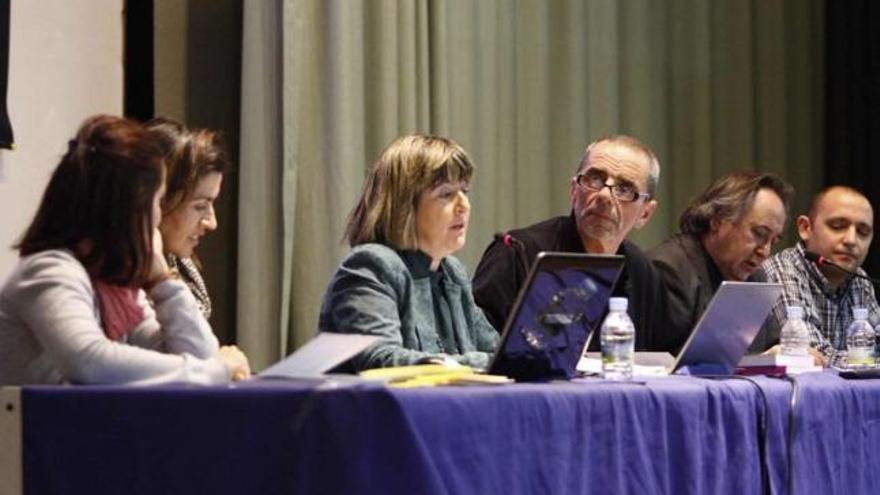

{"left": 762, "top": 243, "right": 880, "bottom": 367}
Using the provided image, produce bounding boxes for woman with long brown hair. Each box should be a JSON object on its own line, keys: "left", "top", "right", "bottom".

{"left": 147, "top": 118, "right": 227, "bottom": 319}
{"left": 0, "top": 115, "right": 249, "bottom": 385}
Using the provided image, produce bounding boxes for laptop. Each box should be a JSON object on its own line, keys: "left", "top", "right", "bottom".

{"left": 487, "top": 252, "right": 626, "bottom": 382}
{"left": 247, "top": 332, "right": 382, "bottom": 385}
{"left": 578, "top": 281, "right": 783, "bottom": 377}
{"left": 670, "top": 281, "right": 783, "bottom": 375}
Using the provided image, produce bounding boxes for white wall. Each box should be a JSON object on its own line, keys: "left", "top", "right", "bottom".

{"left": 0, "top": 0, "right": 123, "bottom": 276}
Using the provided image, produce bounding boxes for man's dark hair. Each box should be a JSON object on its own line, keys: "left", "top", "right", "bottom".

{"left": 805, "top": 185, "right": 868, "bottom": 221}
{"left": 679, "top": 170, "right": 795, "bottom": 235}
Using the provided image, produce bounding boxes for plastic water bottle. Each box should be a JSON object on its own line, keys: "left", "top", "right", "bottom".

{"left": 780, "top": 306, "right": 810, "bottom": 356}
{"left": 601, "top": 297, "right": 635, "bottom": 380}
{"left": 846, "top": 307, "right": 876, "bottom": 367}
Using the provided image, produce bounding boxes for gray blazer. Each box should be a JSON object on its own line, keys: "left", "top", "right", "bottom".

{"left": 318, "top": 243, "right": 499, "bottom": 371}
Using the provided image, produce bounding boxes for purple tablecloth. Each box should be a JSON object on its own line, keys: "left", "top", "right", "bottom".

{"left": 786, "top": 372, "right": 880, "bottom": 495}
{"left": 18, "top": 372, "right": 880, "bottom": 494}
{"left": 389, "top": 377, "right": 769, "bottom": 494}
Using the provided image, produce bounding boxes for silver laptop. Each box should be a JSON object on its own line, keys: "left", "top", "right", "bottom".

{"left": 670, "top": 281, "right": 783, "bottom": 375}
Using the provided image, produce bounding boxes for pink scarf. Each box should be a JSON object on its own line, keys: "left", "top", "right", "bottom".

{"left": 92, "top": 280, "right": 144, "bottom": 341}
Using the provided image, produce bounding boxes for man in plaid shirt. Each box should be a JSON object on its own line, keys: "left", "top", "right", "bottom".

{"left": 763, "top": 186, "right": 878, "bottom": 367}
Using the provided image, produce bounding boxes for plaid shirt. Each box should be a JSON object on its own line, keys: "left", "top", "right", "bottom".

{"left": 762, "top": 243, "right": 880, "bottom": 367}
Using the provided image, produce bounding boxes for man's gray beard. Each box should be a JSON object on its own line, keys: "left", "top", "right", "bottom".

{"left": 580, "top": 219, "right": 617, "bottom": 241}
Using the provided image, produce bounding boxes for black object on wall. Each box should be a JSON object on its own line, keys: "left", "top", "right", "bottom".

{"left": 0, "top": 0, "right": 13, "bottom": 149}
{"left": 124, "top": 0, "right": 154, "bottom": 122}
{"left": 825, "top": 0, "right": 880, "bottom": 276}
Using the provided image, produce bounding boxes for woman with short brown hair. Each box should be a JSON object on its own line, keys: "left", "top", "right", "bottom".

{"left": 318, "top": 134, "right": 498, "bottom": 371}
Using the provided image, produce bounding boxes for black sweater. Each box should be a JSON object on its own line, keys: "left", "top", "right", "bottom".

{"left": 473, "top": 213, "right": 664, "bottom": 351}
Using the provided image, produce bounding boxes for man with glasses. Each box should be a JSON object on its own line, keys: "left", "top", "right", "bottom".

{"left": 473, "top": 135, "right": 664, "bottom": 350}
{"left": 648, "top": 171, "right": 794, "bottom": 354}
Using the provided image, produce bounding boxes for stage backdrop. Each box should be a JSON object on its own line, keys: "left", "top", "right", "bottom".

{"left": 239, "top": 0, "right": 824, "bottom": 369}
{"left": 824, "top": 0, "right": 880, "bottom": 281}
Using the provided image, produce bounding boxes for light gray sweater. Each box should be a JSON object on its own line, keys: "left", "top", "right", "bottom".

{"left": 0, "top": 249, "right": 228, "bottom": 385}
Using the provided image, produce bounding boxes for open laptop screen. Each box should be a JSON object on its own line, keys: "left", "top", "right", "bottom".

{"left": 488, "top": 252, "right": 625, "bottom": 382}
{"left": 671, "top": 281, "right": 782, "bottom": 375}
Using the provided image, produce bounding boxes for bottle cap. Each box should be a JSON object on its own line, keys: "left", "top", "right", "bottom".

{"left": 608, "top": 297, "right": 628, "bottom": 312}
{"left": 785, "top": 306, "right": 804, "bottom": 319}
{"left": 853, "top": 307, "right": 869, "bottom": 321}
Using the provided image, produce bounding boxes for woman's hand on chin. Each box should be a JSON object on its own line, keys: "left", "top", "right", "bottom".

{"left": 144, "top": 228, "right": 174, "bottom": 289}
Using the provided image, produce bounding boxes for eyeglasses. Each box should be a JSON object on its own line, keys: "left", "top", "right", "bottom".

{"left": 574, "top": 170, "right": 649, "bottom": 203}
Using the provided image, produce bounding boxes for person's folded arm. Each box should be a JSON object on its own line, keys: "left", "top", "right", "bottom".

{"left": 11, "top": 252, "right": 228, "bottom": 385}
{"left": 127, "top": 279, "right": 219, "bottom": 359}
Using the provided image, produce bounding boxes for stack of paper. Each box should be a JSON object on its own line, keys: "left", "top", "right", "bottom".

{"left": 359, "top": 364, "right": 513, "bottom": 388}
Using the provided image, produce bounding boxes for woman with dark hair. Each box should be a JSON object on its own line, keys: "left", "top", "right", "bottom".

{"left": 0, "top": 115, "right": 250, "bottom": 385}
{"left": 318, "top": 134, "right": 499, "bottom": 371}
{"left": 146, "top": 118, "right": 227, "bottom": 319}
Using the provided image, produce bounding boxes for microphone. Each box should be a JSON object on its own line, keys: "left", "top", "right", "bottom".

{"left": 804, "top": 250, "right": 880, "bottom": 286}
{"left": 494, "top": 232, "right": 530, "bottom": 274}
{"left": 494, "top": 232, "right": 522, "bottom": 249}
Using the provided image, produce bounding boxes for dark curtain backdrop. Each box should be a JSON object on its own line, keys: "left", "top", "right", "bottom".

{"left": 124, "top": 0, "right": 154, "bottom": 122}
{"left": 825, "top": 0, "right": 880, "bottom": 277}
{"left": 0, "top": 0, "right": 12, "bottom": 149}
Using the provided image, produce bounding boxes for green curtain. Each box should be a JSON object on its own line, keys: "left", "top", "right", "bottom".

{"left": 239, "top": 0, "right": 823, "bottom": 370}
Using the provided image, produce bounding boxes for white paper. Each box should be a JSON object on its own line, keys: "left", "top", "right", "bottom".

{"left": 259, "top": 333, "right": 381, "bottom": 378}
